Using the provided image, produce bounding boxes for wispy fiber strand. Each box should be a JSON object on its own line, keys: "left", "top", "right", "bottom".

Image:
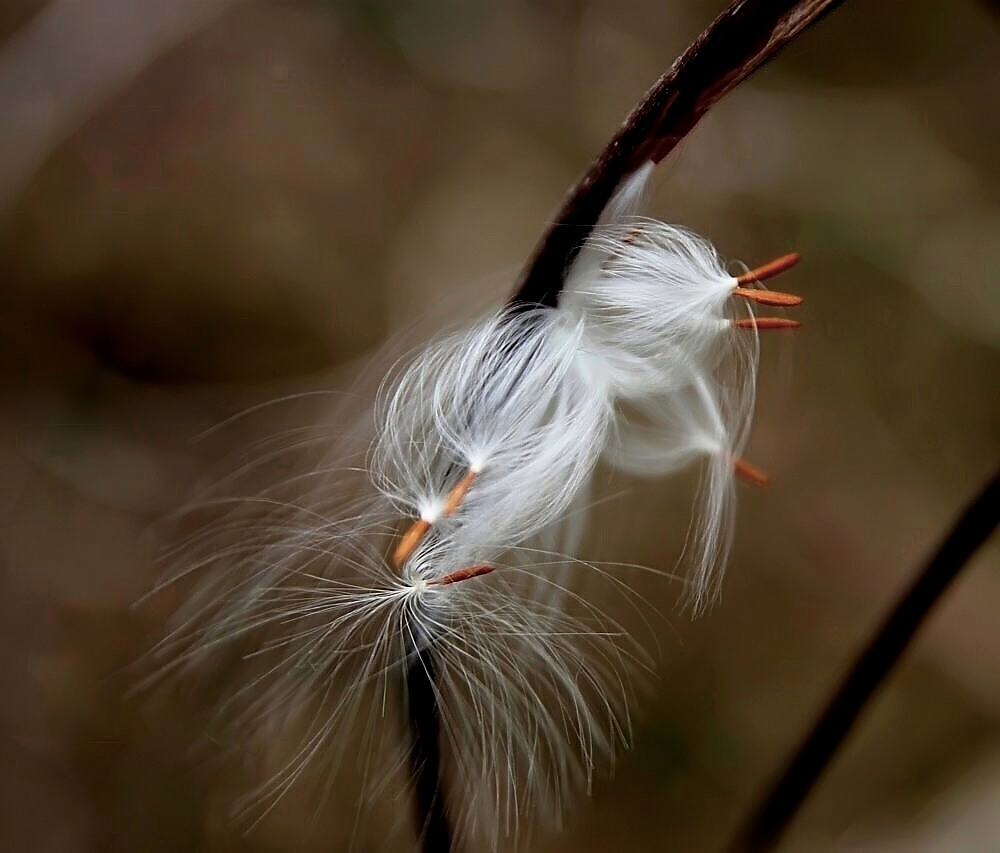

{"left": 727, "top": 464, "right": 1000, "bottom": 852}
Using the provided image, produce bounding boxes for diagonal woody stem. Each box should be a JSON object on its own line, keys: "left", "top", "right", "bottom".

{"left": 509, "top": 0, "right": 843, "bottom": 309}
{"left": 727, "top": 465, "right": 1000, "bottom": 852}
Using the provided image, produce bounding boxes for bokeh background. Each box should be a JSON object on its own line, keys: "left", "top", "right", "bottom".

{"left": 1, "top": 0, "right": 998, "bottom": 850}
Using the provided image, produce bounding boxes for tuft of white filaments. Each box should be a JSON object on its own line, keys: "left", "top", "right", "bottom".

{"left": 371, "top": 308, "right": 613, "bottom": 559}
{"left": 147, "top": 164, "right": 801, "bottom": 849}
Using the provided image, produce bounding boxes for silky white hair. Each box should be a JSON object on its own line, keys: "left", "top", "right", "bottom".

{"left": 145, "top": 165, "right": 791, "bottom": 849}
{"left": 371, "top": 308, "right": 612, "bottom": 558}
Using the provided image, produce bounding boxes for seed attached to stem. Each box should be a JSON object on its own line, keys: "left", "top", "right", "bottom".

{"left": 734, "top": 458, "right": 770, "bottom": 487}
{"left": 733, "top": 317, "right": 801, "bottom": 331}
{"left": 393, "top": 468, "right": 479, "bottom": 567}
{"left": 733, "top": 251, "right": 802, "bottom": 307}
{"left": 732, "top": 287, "right": 802, "bottom": 307}
{"left": 393, "top": 518, "right": 431, "bottom": 567}
{"left": 427, "top": 564, "right": 496, "bottom": 586}
{"left": 736, "top": 252, "right": 801, "bottom": 285}
{"left": 443, "top": 470, "right": 477, "bottom": 516}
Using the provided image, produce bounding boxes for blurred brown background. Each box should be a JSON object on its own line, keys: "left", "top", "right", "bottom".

{"left": 1, "top": 0, "right": 998, "bottom": 850}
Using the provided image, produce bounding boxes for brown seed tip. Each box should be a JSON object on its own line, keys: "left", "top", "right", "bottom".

{"left": 443, "top": 469, "right": 477, "bottom": 517}
{"left": 733, "top": 287, "right": 803, "bottom": 308}
{"left": 392, "top": 518, "right": 431, "bottom": 567}
{"left": 733, "top": 317, "right": 801, "bottom": 330}
{"left": 428, "top": 564, "right": 496, "bottom": 586}
{"left": 734, "top": 458, "right": 770, "bottom": 487}
{"left": 736, "top": 252, "right": 801, "bottom": 286}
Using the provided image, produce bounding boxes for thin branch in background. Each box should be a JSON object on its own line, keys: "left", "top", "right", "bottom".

{"left": 727, "top": 465, "right": 1000, "bottom": 853}
{"left": 402, "top": 1, "right": 843, "bottom": 850}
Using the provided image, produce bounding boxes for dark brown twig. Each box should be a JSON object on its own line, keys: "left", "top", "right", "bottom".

{"left": 727, "top": 465, "right": 1000, "bottom": 852}
{"left": 510, "top": 0, "right": 843, "bottom": 309}
{"left": 406, "top": 640, "right": 452, "bottom": 853}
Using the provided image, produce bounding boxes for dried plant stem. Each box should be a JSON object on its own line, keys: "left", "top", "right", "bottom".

{"left": 407, "top": 641, "right": 453, "bottom": 853}
{"left": 727, "top": 464, "right": 1000, "bottom": 853}
{"left": 511, "top": 0, "right": 843, "bottom": 309}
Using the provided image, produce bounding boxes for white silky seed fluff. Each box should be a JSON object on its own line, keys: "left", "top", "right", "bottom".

{"left": 148, "top": 164, "right": 778, "bottom": 849}
{"left": 371, "top": 307, "right": 613, "bottom": 565}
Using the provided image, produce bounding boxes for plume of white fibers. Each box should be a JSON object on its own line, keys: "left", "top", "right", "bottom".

{"left": 144, "top": 163, "right": 791, "bottom": 848}
{"left": 552, "top": 164, "right": 762, "bottom": 611}
{"left": 404, "top": 545, "right": 644, "bottom": 846}
{"left": 144, "top": 382, "right": 644, "bottom": 850}
{"left": 606, "top": 360, "right": 757, "bottom": 611}
{"left": 372, "top": 307, "right": 612, "bottom": 559}
{"left": 561, "top": 199, "right": 750, "bottom": 402}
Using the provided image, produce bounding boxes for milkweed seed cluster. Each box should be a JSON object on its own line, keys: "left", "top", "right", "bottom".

{"left": 149, "top": 165, "right": 802, "bottom": 848}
